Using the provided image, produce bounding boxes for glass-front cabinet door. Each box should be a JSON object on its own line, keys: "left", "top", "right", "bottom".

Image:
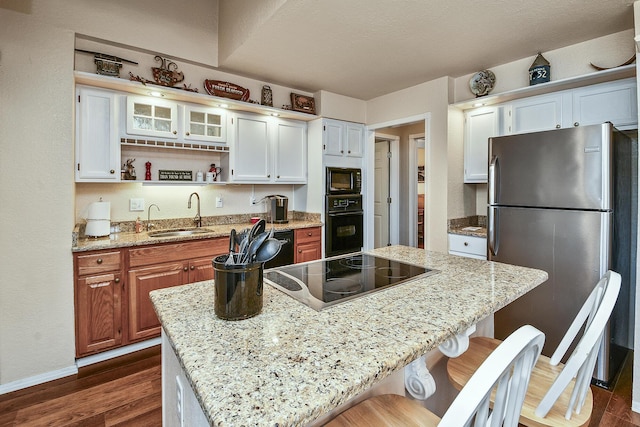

{"left": 126, "top": 96, "right": 178, "bottom": 139}
{"left": 183, "top": 104, "right": 227, "bottom": 144}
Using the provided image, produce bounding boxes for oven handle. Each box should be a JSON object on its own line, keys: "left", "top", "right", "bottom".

{"left": 327, "top": 210, "right": 364, "bottom": 217}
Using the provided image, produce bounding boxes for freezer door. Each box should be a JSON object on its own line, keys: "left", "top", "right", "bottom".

{"left": 489, "top": 206, "right": 611, "bottom": 359}
{"left": 489, "top": 123, "right": 612, "bottom": 210}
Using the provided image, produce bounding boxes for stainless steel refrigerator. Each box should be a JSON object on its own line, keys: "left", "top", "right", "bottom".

{"left": 488, "top": 122, "right": 637, "bottom": 387}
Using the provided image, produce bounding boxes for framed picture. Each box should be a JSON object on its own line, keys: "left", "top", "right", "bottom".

{"left": 290, "top": 93, "right": 316, "bottom": 114}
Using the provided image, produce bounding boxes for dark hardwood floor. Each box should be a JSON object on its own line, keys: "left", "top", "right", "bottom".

{"left": 0, "top": 346, "right": 161, "bottom": 426}
{"left": 0, "top": 346, "right": 637, "bottom": 426}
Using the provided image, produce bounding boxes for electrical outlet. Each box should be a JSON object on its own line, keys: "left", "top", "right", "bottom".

{"left": 176, "top": 376, "right": 184, "bottom": 426}
{"left": 129, "top": 198, "right": 145, "bottom": 212}
{"left": 215, "top": 196, "right": 223, "bottom": 208}
{"left": 249, "top": 196, "right": 256, "bottom": 206}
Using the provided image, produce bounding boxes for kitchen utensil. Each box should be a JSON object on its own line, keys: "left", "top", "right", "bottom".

{"left": 254, "top": 238, "right": 282, "bottom": 263}
{"left": 213, "top": 255, "right": 263, "bottom": 320}
{"left": 243, "top": 231, "right": 269, "bottom": 264}
{"left": 226, "top": 229, "right": 236, "bottom": 266}
{"left": 249, "top": 219, "right": 266, "bottom": 240}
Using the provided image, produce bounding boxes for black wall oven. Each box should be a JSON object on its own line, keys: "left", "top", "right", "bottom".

{"left": 325, "top": 194, "right": 363, "bottom": 256}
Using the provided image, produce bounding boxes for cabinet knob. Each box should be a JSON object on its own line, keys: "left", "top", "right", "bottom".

{"left": 348, "top": 150, "right": 351, "bottom": 154}
{"left": 173, "top": 130, "right": 177, "bottom": 134}
{"left": 96, "top": 258, "right": 103, "bottom": 264}
{"left": 464, "top": 242, "right": 469, "bottom": 246}
{"left": 277, "top": 175, "right": 280, "bottom": 179}
{"left": 298, "top": 249, "right": 302, "bottom": 253}
{"left": 110, "top": 169, "right": 115, "bottom": 174}
{"left": 186, "top": 132, "right": 190, "bottom": 136}
{"left": 190, "top": 265, "right": 195, "bottom": 270}
{"left": 114, "top": 278, "right": 120, "bottom": 283}
{"left": 555, "top": 124, "right": 561, "bottom": 129}
{"left": 308, "top": 232, "right": 312, "bottom": 236}
{"left": 574, "top": 122, "right": 579, "bottom": 127}
{"left": 340, "top": 150, "right": 344, "bottom": 154}
{"left": 183, "top": 266, "right": 188, "bottom": 272}
{"left": 267, "top": 174, "right": 271, "bottom": 178}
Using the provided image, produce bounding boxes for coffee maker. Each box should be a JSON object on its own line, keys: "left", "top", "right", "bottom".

{"left": 265, "top": 195, "right": 288, "bottom": 223}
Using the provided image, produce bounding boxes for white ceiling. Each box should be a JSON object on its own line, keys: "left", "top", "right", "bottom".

{"left": 217, "top": 0, "right": 635, "bottom": 100}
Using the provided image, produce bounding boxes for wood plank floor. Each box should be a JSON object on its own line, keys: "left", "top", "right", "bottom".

{"left": 0, "top": 346, "right": 637, "bottom": 426}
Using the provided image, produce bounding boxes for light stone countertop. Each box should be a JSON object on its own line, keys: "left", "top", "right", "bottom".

{"left": 150, "top": 245, "right": 547, "bottom": 426}
{"left": 72, "top": 219, "right": 322, "bottom": 252}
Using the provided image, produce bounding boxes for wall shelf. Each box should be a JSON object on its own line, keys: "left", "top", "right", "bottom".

{"left": 120, "top": 138, "right": 229, "bottom": 153}
{"left": 75, "top": 71, "right": 319, "bottom": 122}
{"left": 453, "top": 64, "right": 636, "bottom": 110}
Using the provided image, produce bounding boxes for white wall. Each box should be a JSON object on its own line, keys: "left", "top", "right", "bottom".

{"left": 0, "top": 9, "right": 76, "bottom": 385}
{"left": 367, "top": 77, "right": 452, "bottom": 253}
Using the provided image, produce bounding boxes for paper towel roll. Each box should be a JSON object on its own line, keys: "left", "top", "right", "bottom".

{"left": 87, "top": 201, "right": 111, "bottom": 221}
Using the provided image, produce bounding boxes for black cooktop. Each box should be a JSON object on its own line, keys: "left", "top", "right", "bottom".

{"left": 264, "top": 253, "right": 438, "bottom": 311}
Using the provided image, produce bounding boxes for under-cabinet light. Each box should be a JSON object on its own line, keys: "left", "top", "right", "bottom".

{"left": 149, "top": 91, "right": 164, "bottom": 97}
{"left": 217, "top": 103, "right": 229, "bottom": 108}
{"left": 270, "top": 112, "right": 280, "bottom": 117}
{"left": 472, "top": 102, "right": 485, "bottom": 107}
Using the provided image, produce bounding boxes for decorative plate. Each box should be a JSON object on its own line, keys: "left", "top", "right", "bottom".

{"left": 469, "top": 70, "right": 496, "bottom": 97}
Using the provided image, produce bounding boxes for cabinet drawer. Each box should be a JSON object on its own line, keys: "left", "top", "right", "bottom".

{"left": 295, "top": 227, "right": 322, "bottom": 244}
{"left": 77, "top": 251, "right": 121, "bottom": 275}
{"left": 128, "top": 238, "right": 227, "bottom": 267}
{"left": 448, "top": 234, "right": 487, "bottom": 259}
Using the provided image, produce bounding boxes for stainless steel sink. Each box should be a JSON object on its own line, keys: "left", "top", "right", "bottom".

{"left": 148, "top": 228, "right": 213, "bottom": 238}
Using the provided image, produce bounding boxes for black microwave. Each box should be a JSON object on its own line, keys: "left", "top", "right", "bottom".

{"left": 326, "top": 167, "right": 362, "bottom": 194}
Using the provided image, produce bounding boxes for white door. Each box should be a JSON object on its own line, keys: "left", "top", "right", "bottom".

{"left": 374, "top": 141, "right": 390, "bottom": 248}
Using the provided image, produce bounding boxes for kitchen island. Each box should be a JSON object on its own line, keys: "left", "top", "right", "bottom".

{"left": 150, "top": 245, "right": 547, "bottom": 426}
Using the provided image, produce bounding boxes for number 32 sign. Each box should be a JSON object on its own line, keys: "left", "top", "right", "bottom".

{"left": 529, "top": 53, "right": 551, "bottom": 86}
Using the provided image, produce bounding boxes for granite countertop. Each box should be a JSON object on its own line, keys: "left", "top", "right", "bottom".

{"left": 150, "top": 245, "right": 547, "bottom": 426}
{"left": 72, "top": 218, "right": 322, "bottom": 252}
{"left": 448, "top": 215, "right": 487, "bottom": 238}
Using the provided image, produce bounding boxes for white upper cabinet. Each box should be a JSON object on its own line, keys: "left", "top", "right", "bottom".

{"left": 507, "top": 92, "right": 568, "bottom": 134}
{"left": 323, "top": 119, "right": 364, "bottom": 158}
{"left": 273, "top": 119, "right": 307, "bottom": 183}
{"left": 229, "top": 112, "right": 308, "bottom": 184}
{"left": 75, "top": 86, "right": 120, "bottom": 181}
{"left": 182, "top": 104, "right": 227, "bottom": 144}
{"left": 571, "top": 79, "right": 637, "bottom": 129}
{"left": 230, "top": 113, "right": 271, "bottom": 182}
{"left": 126, "top": 96, "right": 178, "bottom": 139}
{"left": 464, "top": 106, "right": 499, "bottom": 183}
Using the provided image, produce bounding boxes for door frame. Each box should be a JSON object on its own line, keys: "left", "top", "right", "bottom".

{"left": 408, "top": 133, "right": 426, "bottom": 247}
{"left": 364, "top": 113, "right": 430, "bottom": 251}
{"left": 374, "top": 133, "right": 400, "bottom": 246}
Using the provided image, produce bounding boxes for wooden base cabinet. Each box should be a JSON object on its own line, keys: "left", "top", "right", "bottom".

{"left": 127, "top": 239, "right": 226, "bottom": 343}
{"left": 74, "top": 238, "right": 226, "bottom": 357}
{"left": 74, "top": 250, "right": 124, "bottom": 357}
{"left": 295, "top": 227, "right": 322, "bottom": 263}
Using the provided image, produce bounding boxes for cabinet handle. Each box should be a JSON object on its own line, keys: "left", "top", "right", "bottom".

{"left": 110, "top": 169, "right": 115, "bottom": 174}
{"left": 574, "top": 122, "right": 579, "bottom": 127}
{"left": 114, "top": 278, "right": 120, "bottom": 283}
{"left": 190, "top": 265, "right": 195, "bottom": 270}
{"left": 183, "top": 266, "right": 188, "bottom": 272}
{"left": 555, "top": 124, "right": 561, "bottom": 129}
{"left": 89, "top": 282, "right": 110, "bottom": 289}
{"left": 96, "top": 258, "right": 103, "bottom": 264}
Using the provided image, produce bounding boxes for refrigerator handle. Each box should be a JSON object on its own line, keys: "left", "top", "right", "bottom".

{"left": 488, "top": 155, "right": 499, "bottom": 205}
{"left": 488, "top": 206, "right": 499, "bottom": 257}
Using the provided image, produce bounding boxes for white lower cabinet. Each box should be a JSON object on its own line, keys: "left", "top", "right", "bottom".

{"left": 448, "top": 234, "right": 487, "bottom": 260}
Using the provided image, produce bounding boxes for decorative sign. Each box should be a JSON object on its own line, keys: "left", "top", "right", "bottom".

{"left": 529, "top": 53, "right": 550, "bottom": 86}
{"left": 151, "top": 56, "right": 185, "bottom": 87}
{"left": 290, "top": 93, "right": 316, "bottom": 114}
{"left": 204, "top": 80, "right": 250, "bottom": 101}
{"left": 159, "top": 170, "right": 193, "bottom": 181}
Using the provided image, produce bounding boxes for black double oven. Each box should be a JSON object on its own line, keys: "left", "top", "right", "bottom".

{"left": 325, "top": 167, "right": 364, "bottom": 257}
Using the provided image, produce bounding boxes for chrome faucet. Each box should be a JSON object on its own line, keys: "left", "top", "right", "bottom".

{"left": 147, "top": 204, "right": 160, "bottom": 231}
{"left": 188, "top": 192, "right": 202, "bottom": 227}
